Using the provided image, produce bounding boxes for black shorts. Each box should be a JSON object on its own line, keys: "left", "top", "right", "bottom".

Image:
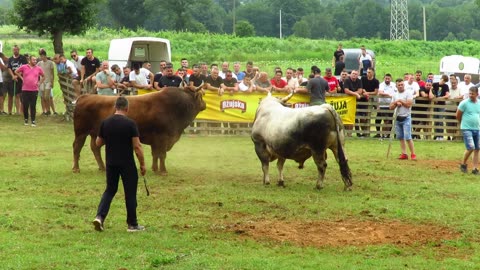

{"left": 7, "top": 80, "right": 22, "bottom": 96}
{"left": 0, "top": 82, "right": 5, "bottom": 97}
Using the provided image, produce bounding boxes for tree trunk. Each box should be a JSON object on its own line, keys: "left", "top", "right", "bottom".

{"left": 53, "top": 31, "right": 64, "bottom": 55}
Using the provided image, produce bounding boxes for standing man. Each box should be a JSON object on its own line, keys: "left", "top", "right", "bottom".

{"left": 0, "top": 52, "right": 7, "bottom": 114}
{"left": 332, "top": 43, "right": 344, "bottom": 69}
{"left": 8, "top": 45, "right": 28, "bottom": 114}
{"left": 389, "top": 79, "right": 416, "bottom": 160}
{"left": 80, "top": 48, "right": 100, "bottom": 93}
{"left": 15, "top": 55, "right": 44, "bottom": 127}
{"left": 188, "top": 64, "right": 206, "bottom": 91}
{"left": 459, "top": 74, "right": 474, "bottom": 100}
{"left": 457, "top": 87, "right": 480, "bottom": 174}
{"left": 377, "top": 73, "right": 397, "bottom": 138}
{"left": 157, "top": 63, "right": 183, "bottom": 89}
{"left": 300, "top": 66, "right": 329, "bottom": 105}
{"left": 344, "top": 70, "right": 364, "bottom": 135}
{"left": 70, "top": 50, "right": 84, "bottom": 76}
{"left": 37, "top": 49, "right": 55, "bottom": 115}
{"left": 358, "top": 46, "right": 372, "bottom": 77}
{"left": 429, "top": 74, "right": 450, "bottom": 140}
{"left": 361, "top": 67, "right": 379, "bottom": 137}
{"left": 323, "top": 68, "right": 340, "bottom": 93}
{"left": 95, "top": 61, "right": 116, "bottom": 96}
{"left": 233, "top": 61, "right": 245, "bottom": 82}
{"left": 180, "top": 58, "right": 193, "bottom": 76}
{"left": 93, "top": 96, "right": 146, "bottom": 232}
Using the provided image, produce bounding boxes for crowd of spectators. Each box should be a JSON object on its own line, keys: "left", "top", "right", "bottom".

{"left": 1, "top": 45, "right": 476, "bottom": 135}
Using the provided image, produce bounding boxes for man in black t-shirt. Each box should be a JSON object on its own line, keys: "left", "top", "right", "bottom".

{"left": 332, "top": 43, "right": 344, "bottom": 69}
{"left": 93, "top": 97, "right": 146, "bottom": 232}
{"left": 7, "top": 45, "right": 28, "bottom": 114}
{"left": 188, "top": 64, "right": 206, "bottom": 91}
{"left": 157, "top": 64, "right": 182, "bottom": 88}
{"left": 80, "top": 48, "right": 100, "bottom": 93}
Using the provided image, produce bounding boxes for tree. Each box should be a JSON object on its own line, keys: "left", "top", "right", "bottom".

{"left": 292, "top": 20, "right": 310, "bottom": 38}
{"left": 235, "top": 20, "right": 255, "bottom": 37}
{"left": 108, "top": 0, "right": 147, "bottom": 30}
{"left": 236, "top": 2, "right": 276, "bottom": 36}
{"left": 443, "top": 32, "right": 456, "bottom": 41}
{"left": 13, "top": 0, "right": 97, "bottom": 54}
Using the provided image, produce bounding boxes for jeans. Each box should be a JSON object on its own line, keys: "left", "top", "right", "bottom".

{"left": 462, "top": 129, "right": 480, "bottom": 150}
{"left": 96, "top": 163, "right": 139, "bottom": 226}
{"left": 395, "top": 115, "right": 412, "bottom": 140}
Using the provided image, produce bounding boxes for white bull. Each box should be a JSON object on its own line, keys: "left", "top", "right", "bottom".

{"left": 251, "top": 93, "right": 353, "bottom": 190}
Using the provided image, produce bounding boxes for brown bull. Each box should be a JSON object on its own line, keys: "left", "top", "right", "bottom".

{"left": 72, "top": 87, "right": 206, "bottom": 174}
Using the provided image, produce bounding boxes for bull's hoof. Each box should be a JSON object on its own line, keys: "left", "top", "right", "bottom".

{"left": 315, "top": 185, "right": 324, "bottom": 190}
{"left": 344, "top": 186, "right": 353, "bottom": 192}
{"left": 263, "top": 181, "right": 270, "bottom": 186}
{"left": 158, "top": 171, "right": 168, "bottom": 176}
{"left": 72, "top": 168, "right": 80, "bottom": 173}
{"left": 277, "top": 180, "right": 285, "bottom": 187}
{"left": 98, "top": 167, "right": 106, "bottom": 172}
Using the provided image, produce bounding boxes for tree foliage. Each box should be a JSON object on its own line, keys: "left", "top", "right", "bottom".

{"left": 235, "top": 20, "right": 255, "bottom": 37}
{"left": 13, "top": 0, "right": 97, "bottom": 54}
{"left": 87, "top": 0, "right": 480, "bottom": 41}
{"left": 108, "top": 0, "right": 146, "bottom": 30}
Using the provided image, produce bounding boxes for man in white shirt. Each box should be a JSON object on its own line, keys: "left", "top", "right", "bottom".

{"left": 458, "top": 74, "right": 475, "bottom": 100}
{"left": 377, "top": 73, "right": 397, "bottom": 138}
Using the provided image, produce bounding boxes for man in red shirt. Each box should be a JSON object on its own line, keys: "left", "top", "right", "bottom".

{"left": 415, "top": 70, "right": 425, "bottom": 88}
{"left": 323, "top": 68, "right": 340, "bottom": 93}
{"left": 270, "top": 70, "right": 289, "bottom": 93}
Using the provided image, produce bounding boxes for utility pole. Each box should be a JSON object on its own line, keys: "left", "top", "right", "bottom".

{"left": 390, "top": 0, "right": 409, "bottom": 40}
{"left": 423, "top": 6, "right": 426, "bottom": 41}
{"left": 232, "top": 0, "right": 236, "bottom": 35}
{"left": 279, "top": 9, "right": 282, "bottom": 39}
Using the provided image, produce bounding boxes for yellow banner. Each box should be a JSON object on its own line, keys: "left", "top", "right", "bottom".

{"left": 197, "top": 91, "right": 357, "bottom": 124}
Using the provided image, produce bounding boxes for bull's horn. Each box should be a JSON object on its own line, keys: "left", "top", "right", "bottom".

{"left": 267, "top": 91, "right": 272, "bottom": 97}
{"left": 281, "top": 92, "right": 294, "bottom": 102}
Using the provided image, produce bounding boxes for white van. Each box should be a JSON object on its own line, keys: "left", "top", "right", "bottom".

{"left": 439, "top": 55, "right": 480, "bottom": 82}
{"left": 108, "top": 37, "right": 171, "bottom": 74}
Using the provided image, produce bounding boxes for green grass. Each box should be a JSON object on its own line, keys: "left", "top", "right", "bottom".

{"left": 1, "top": 112, "right": 480, "bottom": 269}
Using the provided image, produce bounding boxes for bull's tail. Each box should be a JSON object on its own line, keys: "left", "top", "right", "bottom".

{"left": 326, "top": 105, "right": 353, "bottom": 189}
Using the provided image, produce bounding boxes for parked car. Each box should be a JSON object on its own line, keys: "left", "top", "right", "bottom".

{"left": 342, "top": 48, "right": 375, "bottom": 74}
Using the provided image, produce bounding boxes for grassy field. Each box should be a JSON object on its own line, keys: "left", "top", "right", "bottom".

{"left": 1, "top": 113, "right": 480, "bottom": 269}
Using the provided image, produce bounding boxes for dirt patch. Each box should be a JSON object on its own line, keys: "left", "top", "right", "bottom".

{"left": 413, "top": 159, "right": 459, "bottom": 171}
{"left": 227, "top": 218, "right": 461, "bottom": 248}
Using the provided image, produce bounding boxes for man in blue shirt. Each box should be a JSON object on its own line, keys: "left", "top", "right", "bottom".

{"left": 457, "top": 86, "right": 480, "bottom": 174}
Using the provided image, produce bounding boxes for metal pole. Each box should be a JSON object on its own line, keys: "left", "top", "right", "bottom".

{"left": 279, "top": 9, "right": 282, "bottom": 39}
{"left": 423, "top": 6, "right": 426, "bottom": 41}
{"left": 232, "top": 0, "right": 236, "bottom": 35}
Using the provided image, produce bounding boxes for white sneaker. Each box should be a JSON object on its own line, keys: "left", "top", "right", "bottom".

{"left": 31, "top": 121, "right": 36, "bottom": 127}
{"left": 93, "top": 217, "right": 104, "bottom": 232}
{"left": 127, "top": 224, "right": 145, "bottom": 232}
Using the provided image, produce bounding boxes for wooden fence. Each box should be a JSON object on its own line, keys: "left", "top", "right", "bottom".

{"left": 58, "top": 74, "right": 461, "bottom": 140}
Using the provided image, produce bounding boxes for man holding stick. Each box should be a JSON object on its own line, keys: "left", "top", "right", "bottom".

{"left": 93, "top": 96, "right": 147, "bottom": 232}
